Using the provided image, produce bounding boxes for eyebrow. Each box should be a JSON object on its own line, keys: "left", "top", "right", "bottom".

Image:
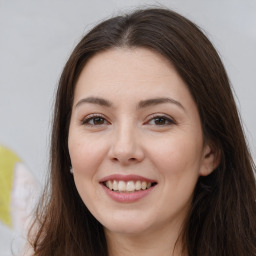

{"left": 75, "top": 97, "right": 112, "bottom": 108}
{"left": 138, "top": 97, "right": 185, "bottom": 110}
{"left": 75, "top": 96, "right": 184, "bottom": 111}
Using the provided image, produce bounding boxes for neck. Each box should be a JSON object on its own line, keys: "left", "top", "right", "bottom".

{"left": 105, "top": 221, "right": 187, "bottom": 256}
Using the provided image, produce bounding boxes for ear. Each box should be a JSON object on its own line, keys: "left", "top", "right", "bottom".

{"left": 199, "top": 143, "right": 220, "bottom": 176}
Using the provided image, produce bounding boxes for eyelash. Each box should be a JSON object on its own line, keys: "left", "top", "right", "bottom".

{"left": 81, "top": 114, "right": 109, "bottom": 126}
{"left": 145, "top": 114, "right": 176, "bottom": 126}
{"left": 81, "top": 114, "right": 176, "bottom": 127}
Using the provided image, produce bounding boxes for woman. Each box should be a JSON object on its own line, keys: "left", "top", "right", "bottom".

{"left": 28, "top": 8, "right": 256, "bottom": 256}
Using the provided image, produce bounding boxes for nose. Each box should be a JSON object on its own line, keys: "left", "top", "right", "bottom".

{"left": 108, "top": 123, "right": 145, "bottom": 165}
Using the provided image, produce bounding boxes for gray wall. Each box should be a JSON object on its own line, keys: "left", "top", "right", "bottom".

{"left": 0, "top": 0, "right": 255, "bottom": 254}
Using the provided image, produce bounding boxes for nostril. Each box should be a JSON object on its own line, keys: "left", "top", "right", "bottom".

{"left": 111, "top": 157, "right": 138, "bottom": 164}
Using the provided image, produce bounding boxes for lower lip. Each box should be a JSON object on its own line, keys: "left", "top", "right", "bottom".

{"left": 101, "top": 184, "right": 156, "bottom": 203}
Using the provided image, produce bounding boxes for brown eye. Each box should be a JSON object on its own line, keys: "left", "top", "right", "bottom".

{"left": 154, "top": 117, "right": 168, "bottom": 125}
{"left": 147, "top": 115, "right": 175, "bottom": 126}
{"left": 82, "top": 116, "right": 108, "bottom": 126}
{"left": 92, "top": 117, "right": 105, "bottom": 125}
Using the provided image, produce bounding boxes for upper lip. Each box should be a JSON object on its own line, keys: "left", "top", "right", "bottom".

{"left": 99, "top": 174, "right": 157, "bottom": 183}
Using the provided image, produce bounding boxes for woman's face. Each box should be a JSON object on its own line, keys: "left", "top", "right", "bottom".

{"left": 68, "top": 48, "right": 214, "bottom": 236}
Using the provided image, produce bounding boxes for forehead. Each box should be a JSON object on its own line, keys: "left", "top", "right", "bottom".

{"left": 73, "top": 47, "right": 193, "bottom": 107}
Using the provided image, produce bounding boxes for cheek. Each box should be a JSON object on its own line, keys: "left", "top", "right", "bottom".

{"left": 68, "top": 134, "right": 107, "bottom": 175}
{"left": 68, "top": 135, "right": 107, "bottom": 208}
{"left": 149, "top": 134, "right": 203, "bottom": 179}
{"left": 149, "top": 136, "right": 203, "bottom": 216}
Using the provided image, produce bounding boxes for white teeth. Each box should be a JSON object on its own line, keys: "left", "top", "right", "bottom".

{"left": 104, "top": 180, "right": 154, "bottom": 192}
{"left": 113, "top": 180, "right": 118, "bottom": 191}
{"left": 118, "top": 181, "right": 126, "bottom": 192}
{"left": 126, "top": 181, "right": 135, "bottom": 192}
{"left": 106, "top": 181, "right": 113, "bottom": 190}
{"left": 135, "top": 180, "right": 141, "bottom": 190}
{"left": 141, "top": 181, "right": 147, "bottom": 190}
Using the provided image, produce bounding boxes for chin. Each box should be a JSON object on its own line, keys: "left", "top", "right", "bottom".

{"left": 105, "top": 223, "right": 151, "bottom": 235}
{"left": 99, "top": 211, "right": 155, "bottom": 235}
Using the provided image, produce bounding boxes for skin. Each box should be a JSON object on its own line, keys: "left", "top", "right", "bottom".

{"left": 68, "top": 47, "right": 216, "bottom": 256}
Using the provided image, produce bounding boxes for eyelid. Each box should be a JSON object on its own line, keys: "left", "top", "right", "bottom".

{"left": 81, "top": 113, "right": 110, "bottom": 126}
{"left": 144, "top": 113, "right": 176, "bottom": 125}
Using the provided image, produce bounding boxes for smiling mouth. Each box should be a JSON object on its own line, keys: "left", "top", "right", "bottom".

{"left": 102, "top": 180, "right": 157, "bottom": 193}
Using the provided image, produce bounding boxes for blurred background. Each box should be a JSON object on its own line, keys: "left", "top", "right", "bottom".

{"left": 0, "top": 0, "right": 255, "bottom": 255}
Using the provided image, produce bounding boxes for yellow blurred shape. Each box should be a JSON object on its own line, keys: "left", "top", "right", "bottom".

{"left": 0, "top": 146, "right": 21, "bottom": 227}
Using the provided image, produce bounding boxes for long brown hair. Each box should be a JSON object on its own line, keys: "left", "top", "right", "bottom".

{"left": 29, "top": 8, "right": 256, "bottom": 256}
